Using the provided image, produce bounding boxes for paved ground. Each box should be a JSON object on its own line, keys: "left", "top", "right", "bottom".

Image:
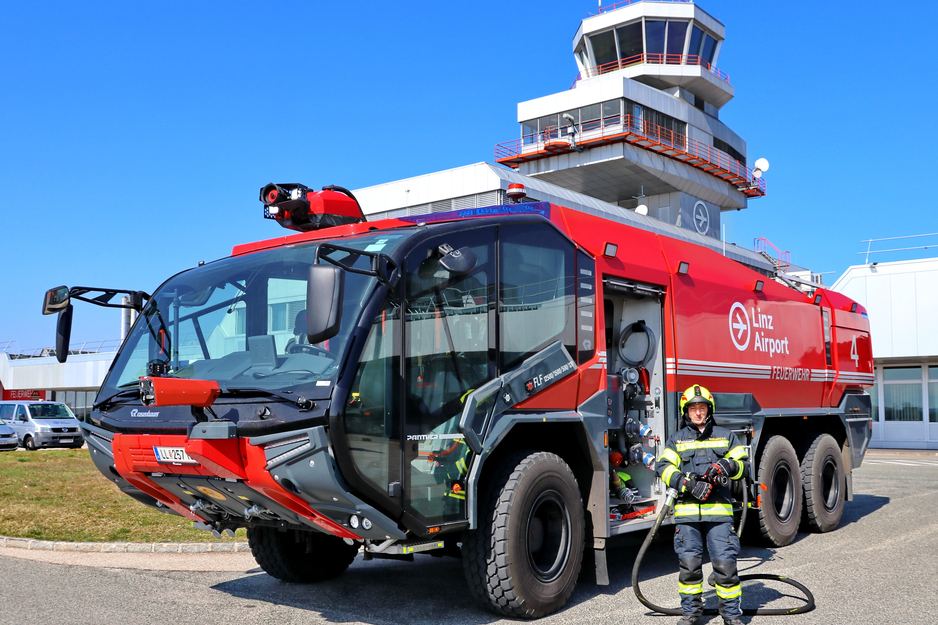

{"left": 1, "top": 448, "right": 936, "bottom": 624}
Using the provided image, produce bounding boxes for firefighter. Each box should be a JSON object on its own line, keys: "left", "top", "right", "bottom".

{"left": 655, "top": 384, "right": 750, "bottom": 625}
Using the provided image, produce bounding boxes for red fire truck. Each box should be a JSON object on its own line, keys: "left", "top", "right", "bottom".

{"left": 44, "top": 184, "right": 873, "bottom": 618}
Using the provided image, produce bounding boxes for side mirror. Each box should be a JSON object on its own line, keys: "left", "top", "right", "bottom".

{"left": 42, "top": 286, "right": 70, "bottom": 315}
{"left": 55, "top": 304, "right": 73, "bottom": 364}
{"left": 306, "top": 264, "right": 344, "bottom": 345}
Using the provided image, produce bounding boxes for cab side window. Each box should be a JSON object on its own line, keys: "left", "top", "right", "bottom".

{"left": 15, "top": 405, "right": 28, "bottom": 421}
{"left": 0, "top": 405, "right": 13, "bottom": 422}
{"left": 499, "top": 224, "right": 576, "bottom": 369}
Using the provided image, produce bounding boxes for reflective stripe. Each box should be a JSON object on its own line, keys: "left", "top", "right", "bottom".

{"left": 675, "top": 439, "right": 728, "bottom": 452}
{"left": 662, "top": 465, "right": 680, "bottom": 486}
{"left": 678, "top": 581, "right": 703, "bottom": 595}
{"left": 700, "top": 503, "right": 734, "bottom": 516}
{"left": 730, "top": 460, "right": 745, "bottom": 481}
{"left": 726, "top": 445, "right": 748, "bottom": 460}
{"left": 659, "top": 447, "right": 681, "bottom": 465}
{"left": 674, "top": 503, "right": 700, "bottom": 517}
{"left": 715, "top": 583, "right": 742, "bottom": 599}
{"left": 446, "top": 492, "right": 466, "bottom": 500}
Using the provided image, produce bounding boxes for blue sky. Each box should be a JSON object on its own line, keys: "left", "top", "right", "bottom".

{"left": 2, "top": 0, "right": 936, "bottom": 352}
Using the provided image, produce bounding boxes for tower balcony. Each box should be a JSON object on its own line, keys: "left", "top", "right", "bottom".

{"left": 571, "top": 53, "right": 733, "bottom": 109}
{"left": 494, "top": 114, "right": 765, "bottom": 199}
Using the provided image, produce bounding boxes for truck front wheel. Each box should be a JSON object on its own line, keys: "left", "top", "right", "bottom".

{"left": 248, "top": 527, "right": 359, "bottom": 583}
{"left": 753, "top": 435, "right": 803, "bottom": 547}
{"left": 462, "top": 450, "right": 584, "bottom": 619}
{"left": 800, "top": 433, "right": 845, "bottom": 533}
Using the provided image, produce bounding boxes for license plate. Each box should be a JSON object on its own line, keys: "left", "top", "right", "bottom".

{"left": 153, "top": 446, "right": 199, "bottom": 465}
{"left": 59, "top": 438, "right": 73, "bottom": 443}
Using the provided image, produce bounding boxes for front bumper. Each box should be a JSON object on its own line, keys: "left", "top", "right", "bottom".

{"left": 81, "top": 420, "right": 404, "bottom": 542}
{"left": 35, "top": 431, "right": 84, "bottom": 447}
{"left": 0, "top": 436, "right": 18, "bottom": 451}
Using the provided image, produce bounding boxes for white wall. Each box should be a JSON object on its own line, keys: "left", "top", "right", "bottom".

{"left": 0, "top": 351, "right": 114, "bottom": 392}
{"left": 832, "top": 258, "right": 938, "bottom": 359}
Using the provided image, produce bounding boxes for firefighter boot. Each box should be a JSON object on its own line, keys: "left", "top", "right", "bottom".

{"left": 676, "top": 616, "right": 701, "bottom": 625}
{"left": 723, "top": 619, "right": 744, "bottom": 625}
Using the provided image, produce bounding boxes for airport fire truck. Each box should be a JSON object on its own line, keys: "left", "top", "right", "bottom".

{"left": 44, "top": 184, "right": 873, "bottom": 618}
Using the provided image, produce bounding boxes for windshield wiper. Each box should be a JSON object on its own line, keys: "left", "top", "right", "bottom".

{"left": 221, "top": 386, "right": 316, "bottom": 410}
{"left": 94, "top": 388, "right": 142, "bottom": 411}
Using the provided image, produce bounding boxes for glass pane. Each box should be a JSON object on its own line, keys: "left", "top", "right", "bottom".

{"left": 929, "top": 366, "right": 938, "bottom": 380}
{"left": 701, "top": 34, "right": 717, "bottom": 65}
{"left": 667, "top": 21, "right": 688, "bottom": 61}
{"left": 645, "top": 20, "right": 666, "bottom": 57}
{"left": 884, "top": 383, "right": 923, "bottom": 422}
{"left": 602, "top": 100, "right": 620, "bottom": 123}
{"left": 868, "top": 379, "right": 879, "bottom": 421}
{"left": 404, "top": 229, "right": 495, "bottom": 525}
{"left": 577, "top": 251, "right": 596, "bottom": 364}
{"left": 345, "top": 298, "right": 402, "bottom": 494}
{"left": 500, "top": 224, "right": 576, "bottom": 370}
{"left": 590, "top": 31, "right": 617, "bottom": 68}
{"left": 884, "top": 367, "right": 921, "bottom": 381}
{"left": 616, "top": 22, "right": 643, "bottom": 62}
{"left": 688, "top": 26, "right": 703, "bottom": 59}
{"left": 929, "top": 381, "right": 937, "bottom": 423}
{"left": 538, "top": 114, "right": 559, "bottom": 139}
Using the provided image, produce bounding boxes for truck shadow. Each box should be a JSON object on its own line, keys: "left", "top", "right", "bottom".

{"left": 211, "top": 496, "right": 890, "bottom": 624}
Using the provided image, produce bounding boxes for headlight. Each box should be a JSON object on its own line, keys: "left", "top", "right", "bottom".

{"left": 35, "top": 425, "right": 51, "bottom": 433}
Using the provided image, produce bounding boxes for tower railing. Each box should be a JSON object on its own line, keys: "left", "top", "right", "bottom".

{"left": 494, "top": 114, "right": 766, "bottom": 197}
{"left": 598, "top": 0, "right": 692, "bottom": 15}
{"left": 571, "top": 53, "right": 730, "bottom": 88}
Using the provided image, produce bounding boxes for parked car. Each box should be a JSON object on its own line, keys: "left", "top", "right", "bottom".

{"left": 0, "top": 401, "right": 84, "bottom": 450}
{"left": 0, "top": 421, "right": 17, "bottom": 451}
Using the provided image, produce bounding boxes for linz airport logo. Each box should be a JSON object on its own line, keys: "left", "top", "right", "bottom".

{"left": 728, "top": 302, "right": 789, "bottom": 357}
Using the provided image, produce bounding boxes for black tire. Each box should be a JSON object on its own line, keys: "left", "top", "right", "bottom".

{"left": 24, "top": 436, "right": 37, "bottom": 451}
{"left": 753, "top": 435, "right": 803, "bottom": 547}
{"left": 247, "top": 527, "right": 359, "bottom": 583}
{"left": 800, "top": 433, "right": 845, "bottom": 533}
{"left": 462, "top": 450, "right": 585, "bottom": 619}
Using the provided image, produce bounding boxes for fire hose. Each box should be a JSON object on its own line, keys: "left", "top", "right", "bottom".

{"left": 631, "top": 476, "right": 815, "bottom": 617}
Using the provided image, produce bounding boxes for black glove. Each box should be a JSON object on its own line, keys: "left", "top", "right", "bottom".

{"left": 705, "top": 458, "right": 739, "bottom": 482}
{"left": 679, "top": 474, "right": 712, "bottom": 501}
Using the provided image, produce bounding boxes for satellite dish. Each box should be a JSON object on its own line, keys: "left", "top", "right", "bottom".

{"left": 635, "top": 204, "right": 648, "bottom": 215}
{"left": 753, "top": 157, "right": 770, "bottom": 179}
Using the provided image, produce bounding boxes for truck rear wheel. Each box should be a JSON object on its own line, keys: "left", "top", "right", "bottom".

{"left": 247, "top": 527, "right": 359, "bottom": 583}
{"left": 754, "top": 435, "right": 803, "bottom": 547}
{"left": 800, "top": 433, "right": 845, "bottom": 533}
{"left": 462, "top": 450, "right": 584, "bottom": 619}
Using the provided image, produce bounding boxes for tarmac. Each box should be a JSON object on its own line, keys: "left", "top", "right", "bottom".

{"left": 1, "top": 447, "right": 935, "bottom": 573}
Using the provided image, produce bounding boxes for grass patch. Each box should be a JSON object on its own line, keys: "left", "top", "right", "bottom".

{"left": 0, "top": 449, "right": 246, "bottom": 543}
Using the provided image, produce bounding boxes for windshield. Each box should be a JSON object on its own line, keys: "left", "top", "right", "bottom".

{"left": 29, "top": 403, "right": 76, "bottom": 419}
{"left": 99, "top": 231, "right": 410, "bottom": 402}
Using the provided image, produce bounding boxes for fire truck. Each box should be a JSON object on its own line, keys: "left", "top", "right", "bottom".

{"left": 44, "top": 184, "right": 873, "bottom": 618}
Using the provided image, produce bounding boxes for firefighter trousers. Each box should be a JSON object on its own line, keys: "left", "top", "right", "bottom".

{"left": 673, "top": 522, "right": 742, "bottom": 619}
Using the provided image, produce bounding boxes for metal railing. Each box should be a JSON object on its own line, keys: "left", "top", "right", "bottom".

{"left": 0, "top": 339, "right": 121, "bottom": 359}
{"left": 754, "top": 237, "right": 791, "bottom": 272}
{"left": 571, "top": 52, "right": 730, "bottom": 88}
{"left": 860, "top": 233, "right": 938, "bottom": 264}
{"left": 598, "top": 0, "right": 692, "bottom": 15}
{"left": 494, "top": 114, "right": 766, "bottom": 197}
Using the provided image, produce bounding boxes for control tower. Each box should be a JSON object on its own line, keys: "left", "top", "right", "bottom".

{"left": 494, "top": 0, "right": 765, "bottom": 240}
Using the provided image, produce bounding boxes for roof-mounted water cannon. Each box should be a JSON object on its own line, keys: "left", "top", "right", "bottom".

{"left": 260, "top": 183, "right": 366, "bottom": 233}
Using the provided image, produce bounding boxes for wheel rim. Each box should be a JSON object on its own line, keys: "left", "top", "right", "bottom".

{"left": 525, "top": 489, "right": 571, "bottom": 583}
{"left": 771, "top": 462, "right": 795, "bottom": 522}
{"left": 821, "top": 456, "right": 841, "bottom": 512}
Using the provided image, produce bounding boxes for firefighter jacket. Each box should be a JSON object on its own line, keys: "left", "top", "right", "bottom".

{"left": 655, "top": 420, "right": 749, "bottom": 524}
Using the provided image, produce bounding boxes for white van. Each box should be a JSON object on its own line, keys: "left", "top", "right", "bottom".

{"left": 0, "top": 401, "right": 84, "bottom": 450}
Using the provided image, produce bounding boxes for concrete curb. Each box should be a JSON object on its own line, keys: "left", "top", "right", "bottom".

{"left": 0, "top": 535, "right": 250, "bottom": 553}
